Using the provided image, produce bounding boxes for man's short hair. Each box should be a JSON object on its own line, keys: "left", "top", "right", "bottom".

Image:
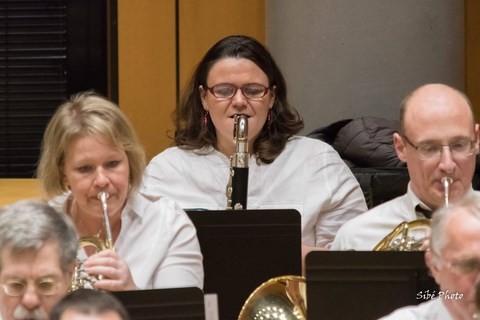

{"left": 50, "top": 288, "right": 130, "bottom": 320}
{"left": 0, "top": 200, "right": 78, "bottom": 273}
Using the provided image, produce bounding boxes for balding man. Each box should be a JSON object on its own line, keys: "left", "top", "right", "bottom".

{"left": 331, "top": 83, "right": 480, "bottom": 250}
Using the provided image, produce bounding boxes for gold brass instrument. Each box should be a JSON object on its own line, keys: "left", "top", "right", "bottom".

{"left": 71, "top": 191, "right": 114, "bottom": 290}
{"left": 226, "top": 114, "right": 249, "bottom": 210}
{"left": 374, "top": 176, "right": 452, "bottom": 251}
{"left": 238, "top": 275, "right": 307, "bottom": 320}
{"left": 373, "top": 219, "right": 431, "bottom": 251}
{"left": 99, "top": 191, "right": 114, "bottom": 249}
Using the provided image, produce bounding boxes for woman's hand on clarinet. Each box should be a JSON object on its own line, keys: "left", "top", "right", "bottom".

{"left": 82, "top": 249, "right": 138, "bottom": 291}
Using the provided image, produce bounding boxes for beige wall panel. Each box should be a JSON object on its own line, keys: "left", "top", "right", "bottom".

{"left": 0, "top": 179, "right": 44, "bottom": 208}
{"left": 266, "top": 0, "right": 465, "bottom": 133}
{"left": 118, "top": 0, "right": 176, "bottom": 160}
{"left": 179, "top": 0, "right": 265, "bottom": 90}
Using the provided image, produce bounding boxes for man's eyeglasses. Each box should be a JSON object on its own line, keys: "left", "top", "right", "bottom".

{"left": 206, "top": 84, "right": 270, "bottom": 100}
{"left": 402, "top": 135, "right": 477, "bottom": 161}
{"left": 437, "top": 256, "right": 480, "bottom": 277}
{"left": 2, "top": 278, "right": 59, "bottom": 297}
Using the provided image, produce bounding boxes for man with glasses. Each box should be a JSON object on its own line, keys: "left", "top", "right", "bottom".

{"left": 0, "top": 200, "right": 78, "bottom": 320}
{"left": 379, "top": 194, "right": 480, "bottom": 319}
{"left": 331, "top": 83, "right": 480, "bottom": 250}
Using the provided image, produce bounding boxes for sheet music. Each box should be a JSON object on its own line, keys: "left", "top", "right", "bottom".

{"left": 204, "top": 293, "right": 219, "bottom": 320}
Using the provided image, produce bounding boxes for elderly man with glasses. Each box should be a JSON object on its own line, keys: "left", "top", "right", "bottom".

{"left": 0, "top": 200, "right": 78, "bottom": 320}
{"left": 331, "top": 83, "right": 480, "bottom": 250}
{"left": 379, "top": 194, "right": 480, "bottom": 319}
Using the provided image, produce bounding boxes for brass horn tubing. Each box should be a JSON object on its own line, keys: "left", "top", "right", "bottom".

{"left": 71, "top": 236, "right": 108, "bottom": 291}
{"left": 79, "top": 236, "right": 109, "bottom": 251}
{"left": 373, "top": 219, "right": 431, "bottom": 251}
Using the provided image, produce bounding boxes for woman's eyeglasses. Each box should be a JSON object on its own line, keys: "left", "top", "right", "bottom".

{"left": 207, "top": 84, "right": 270, "bottom": 100}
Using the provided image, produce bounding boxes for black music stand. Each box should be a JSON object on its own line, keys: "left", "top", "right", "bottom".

{"left": 112, "top": 287, "right": 205, "bottom": 320}
{"left": 186, "top": 209, "right": 302, "bottom": 320}
{"left": 306, "top": 251, "right": 439, "bottom": 320}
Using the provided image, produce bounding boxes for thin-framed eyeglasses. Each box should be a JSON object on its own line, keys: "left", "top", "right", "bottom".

{"left": 402, "top": 135, "right": 477, "bottom": 161}
{"left": 1, "top": 277, "right": 59, "bottom": 297}
{"left": 206, "top": 84, "right": 270, "bottom": 100}
{"left": 434, "top": 254, "right": 480, "bottom": 277}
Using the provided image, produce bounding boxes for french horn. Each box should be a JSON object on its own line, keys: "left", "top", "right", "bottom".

{"left": 374, "top": 176, "right": 452, "bottom": 251}
{"left": 71, "top": 191, "right": 114, "bottom": 290}
{"left": 238, "top": 275, "right": 307, "bottom": 320}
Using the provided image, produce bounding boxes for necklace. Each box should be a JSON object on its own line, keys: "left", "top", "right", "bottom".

{"left": 80, "top": 218, "right": 105, "bottom": 238}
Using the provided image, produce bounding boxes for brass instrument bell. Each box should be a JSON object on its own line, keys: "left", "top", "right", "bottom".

{"left": 238, "top": 275, "right": 306, "bottom": 320}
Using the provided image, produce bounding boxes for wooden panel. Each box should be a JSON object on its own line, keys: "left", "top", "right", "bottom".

{"left": 117, "top": 0, "right": 176, "bottom": 161}
{"left": 465, "top": 0, "right": 480, "bottom": 119}
{"left": 179, "top": 0, "right": 265, "bottom": 91}
{"left": 117, "top": 1, "right": 265, "bottom": 161}
{"left": 0, "top": 179, "right": 44, "bottom": 208}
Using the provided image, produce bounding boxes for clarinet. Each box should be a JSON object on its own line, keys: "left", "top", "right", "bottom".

{"left": 226, "top": 115, "right": 249, "bottom": 210}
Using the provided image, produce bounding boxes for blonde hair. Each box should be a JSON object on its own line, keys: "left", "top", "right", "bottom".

{"left": 37, "top": 91, "right": 145, "bottom": 197}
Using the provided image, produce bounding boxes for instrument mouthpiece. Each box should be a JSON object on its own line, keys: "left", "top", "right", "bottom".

{"left": 441, "top": 177, "right": 453, "bottom": 185}
{"left": 97, "top": 191, "right": 110, "bottom": 201}
{"left": 441, "top": 177, "right": 453, "bottom": 207}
